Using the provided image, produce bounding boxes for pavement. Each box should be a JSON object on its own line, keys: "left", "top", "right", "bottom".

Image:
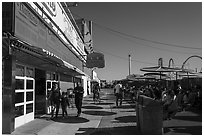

{"left": 11, "top": 88, "right": 202, "bottom": 135}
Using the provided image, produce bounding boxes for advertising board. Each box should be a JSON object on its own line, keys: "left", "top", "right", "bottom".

{"left": 14, "top": 2, "right": 82, "bottom": 69}
{"left": 29, "top": 2, "right": 85, "bottom": 56}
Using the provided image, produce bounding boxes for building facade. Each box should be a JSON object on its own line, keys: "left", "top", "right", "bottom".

{"left": 2, "top": 2, "right": 93, "bottom": 133}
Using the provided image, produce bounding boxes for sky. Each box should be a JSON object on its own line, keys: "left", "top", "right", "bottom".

{"left": 70, "top": 2, "right": 202, "bottom": 81}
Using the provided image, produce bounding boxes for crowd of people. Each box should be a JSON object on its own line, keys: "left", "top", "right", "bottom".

{"left": 47, "top": 80, "right": 201, "bottom": 121}
{"left": 113, "top": 81, "right": 202, "bottom": 120}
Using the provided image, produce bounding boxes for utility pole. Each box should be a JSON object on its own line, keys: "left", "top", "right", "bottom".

{"left": 128, "top": 54, "right": 131, "bottom": 76}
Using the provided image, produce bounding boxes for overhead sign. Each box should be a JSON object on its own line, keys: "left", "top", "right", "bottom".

{"left": 14, "top": 2, "right": 83, "bottom": 68}
{"left": 86, "top": 52, "right": 105, "bottom": 68}
{"left": 42, "top": 2, "right": 57, "bottom": 17}
{"left": 28, "top": 2, "right": 85, "bottom": 56}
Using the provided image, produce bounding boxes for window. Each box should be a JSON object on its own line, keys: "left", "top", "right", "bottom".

{"left": 15, "top": 79, "right": 24, "bottom": 90}
{"left": 56, "top": 74, "right": 59, "bottom": 81}
{"left": 46, "top": 72, "right": 58, "bottom": 81}
{"left": 15, "top": 105, "right": 24, "bottom": 118}
{"left": 26, "top": 103, "right": 33, "bottom": 114}
{"left": 26, "top": 92, "right": 33, "bottom": 102}
{"left": 26, "top": 80, "right": 33, "bottom": 89}
{"left": 15, "top": 92, "right": 24, "bottom": 104}
{"left": 51, "top": 73, "right": 55, "bottom": 80}
{"left": 46, "top": 72, "right": 51, "bottom": 80}
{"left": 26, "top": 67, "right": 34, "bottom": 78}
{"left": 16, "top": 65, "right": 25, "bottom": 76}
{"left": 47, "top": 81, "right": 51, "bottom": 89}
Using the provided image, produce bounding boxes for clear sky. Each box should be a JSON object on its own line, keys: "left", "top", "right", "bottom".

{"left": 71, "top": 2, "right": 202, "bottom": 81}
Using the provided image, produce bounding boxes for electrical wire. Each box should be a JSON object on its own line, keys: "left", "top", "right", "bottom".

{"left": 72, "top": 12, "right": 201, "bottom": 67}
{"left": 93, "top": 23, "right": 201, "bottom": 50}
{"left": 94, "top": 24, "right": 201, "bottom": 55}
{"left": 72, "top": 12, "right": 202, "bottom": 51}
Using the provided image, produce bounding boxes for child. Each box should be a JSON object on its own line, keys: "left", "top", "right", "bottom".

{"left": 61, "top": 91, "right": 68, "bottom": 118}
{"left": 67, "top": 88, "right": 75, "bottom": 108}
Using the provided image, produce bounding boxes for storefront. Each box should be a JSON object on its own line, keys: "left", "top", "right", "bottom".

{"left": 2, "top": 2, "right": 89, "bottom": 133}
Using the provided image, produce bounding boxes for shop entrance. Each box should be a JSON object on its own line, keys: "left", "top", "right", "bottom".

{"left": 35, "top": 68, "right": 46, "bottom": 117}
{"left": 15, "top": 64, "right": 35, "bottom": 128}
{"left": 45, "top": 72, "right": 59, "bottom": 114}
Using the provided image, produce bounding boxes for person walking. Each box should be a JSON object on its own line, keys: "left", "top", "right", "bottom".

{"left": 49, "top": 83, "right": 61, "bottom": 119}
{"left": 74, "top": 82, "right": 84, "bottom": 117}
{"left": 93, "top": 83, "right": 100, "bottom": 104}
{"left": 114, "top": 82, "right": 123, "bottom": 107}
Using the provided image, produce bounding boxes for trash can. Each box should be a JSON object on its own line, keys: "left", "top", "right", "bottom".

{"left": 136, "top": 95, "right": 163, "bottom": 135}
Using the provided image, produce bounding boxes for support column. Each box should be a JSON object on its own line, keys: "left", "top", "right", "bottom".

{"left": 2, "top": 53, "right": 16, "bottom": 134}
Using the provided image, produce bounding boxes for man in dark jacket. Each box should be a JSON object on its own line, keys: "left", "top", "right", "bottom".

{"left": 74, "top": 82, "right": 84, "bottom": 117}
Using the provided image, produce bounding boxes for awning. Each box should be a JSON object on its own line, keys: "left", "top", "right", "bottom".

{"left": 11, "top": 38, "right": 64, "bottom": 67}
{"left": 61, "top": 60, "right": 85, "bottom": 76}
{"left": 4, "top": 36, "right": 86, "bottom": 77}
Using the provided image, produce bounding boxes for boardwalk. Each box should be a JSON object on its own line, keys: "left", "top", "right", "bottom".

{"left": 11, "top": 88, "right": 202, "bottom": 135}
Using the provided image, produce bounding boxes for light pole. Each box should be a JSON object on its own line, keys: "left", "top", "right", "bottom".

{"left": 128, "top": 54, "right": 131, "bottom": 76}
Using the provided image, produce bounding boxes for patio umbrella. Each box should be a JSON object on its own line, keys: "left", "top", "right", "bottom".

{"left": 144, "top": 72, "right": 170, "bottom": 80}
{"left": 140, "top": 66, "right": 177, "bottom": 80}
{"left": 127, "top": 74, "right": 156, "bottom": 81}
{"left": 140, "top": 66, "right": 178, "bottom": 73}
{"left": 140, "top": 58, "right": 197, "bottom": 81}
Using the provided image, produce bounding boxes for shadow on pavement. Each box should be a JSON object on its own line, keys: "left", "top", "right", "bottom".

{"left": 173, "top": 115, "right": 202, "bottom": 122}
{"left": 114, "top": 115, "right": 137, "bottom": 123}
{"left": 164, "top": 126, "right": 202, "bottom": 135}
{"left": 52, "top": 116, "right": 89, "bottom": 123}
{"left": 112, "top": 104, "right": 135, "bottom": 109}
{"left": 82, "top": 105, "right": 103, "bottom": 109}
{"left": 189, "top": 108, "right": 202, "bottom": 115}
{"left": 82, "top": 110, "right": 117, "bottom": 116}
{"left": 90, "top": 102, "right": 114, "bottom": 105}
{"left": 76, "top": 126, "right": 140, "bottom": 135}
{"left": 35, "top": 114, "right": 50, "bottom": 119}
